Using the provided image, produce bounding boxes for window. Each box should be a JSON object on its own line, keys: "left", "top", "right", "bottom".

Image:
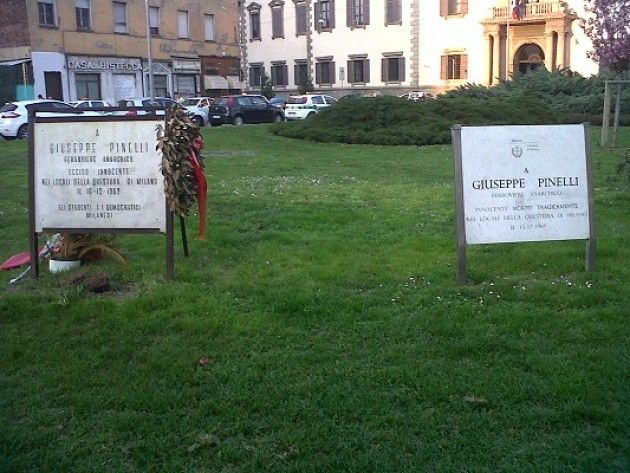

{"left": 204, "top": 14, "right": 215, "bottom": 41}
{"left": 178, "top": 10, "right": 189, "bottom": 38}
{"left": 441, "top": 54, "right": 468, "bottom": 80}
{"left": 315, "top": 60, "right": 335, "bottom": 85}
{"left": 270, "top": 1, "right": 284, "bottom": 39}
{"left": 315, "top": 1, "right": 335, "bottom": 31}
{"left": 271, "top": 63, "right": 288, "bottom": 87}
{"left": 38, "top": 0, "right": 56, "bottom": 27}
{"left": 295, "top": 2, "right": 307, "bottom": 35}
{"left": 347, "top": 58, "right": 370, "bottom": 83}
{"left": 294, "top": 61, "right": 308, "bottom": 86}
{"left": 75, "top": 0, "right": 90, "bottom": 30}
{"left": 75, "top": 73, "right": 100, "bottom": 99}
{"left": 249, "top": 64, "right": 263, "bottom": 87}
{"left": 113, "top": 2, "right": 127, "bottom": 33}
{"left": 153, "top": 75, "right": 168, "bottom": 97}
{"left": 347, "top": 0, "right": 369, "bottom": 27}
{"left": 248, "top": 3, "right": 262, "bottom": 40}
{"left": 381, "top": 56, "right": 405, "bottom": 82}
{"left": 149, "top": 6, "right": 159, "bottom": 35}
{"left": 440, "top": 0, "right": 468, "bottom": 16}
{"left": 386, "top": 0, "right": 401, "bottom": 24}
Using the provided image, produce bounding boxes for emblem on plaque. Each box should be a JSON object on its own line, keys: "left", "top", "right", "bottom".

{"left": 511, "top": 145, "right": 523, "bottom": 158}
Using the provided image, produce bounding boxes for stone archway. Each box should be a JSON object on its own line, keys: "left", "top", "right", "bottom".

{"left": 514, "top": 43, "right": 546, "bottom": 75}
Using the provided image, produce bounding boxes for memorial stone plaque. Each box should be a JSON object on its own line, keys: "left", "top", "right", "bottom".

{"left": 33, "top": 120, "right": 165, "bottom": 232}
{"left": 459, "top": 124, "right": 591, "bottom": 244}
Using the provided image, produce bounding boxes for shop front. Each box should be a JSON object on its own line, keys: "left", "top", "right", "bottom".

{"left": 142, "top": 61, "right": 173, "bottom": 98}
{"left": 67, "top": 56, "right": 143, "bottom": 104}
{"left": 172, "top": 57, "right": 201, "bottom": 98}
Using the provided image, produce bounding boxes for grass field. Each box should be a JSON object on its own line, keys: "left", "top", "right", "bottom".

{"left": 1, "top": 126, "right": 629, "bottom": 472}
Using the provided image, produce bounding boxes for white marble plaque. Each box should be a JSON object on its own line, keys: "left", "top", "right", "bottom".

{"left": 460, "top": 125, "right": 590, "bottom": 244}
{"left": 34, "top": 120, "right": 166, "bottom": 232}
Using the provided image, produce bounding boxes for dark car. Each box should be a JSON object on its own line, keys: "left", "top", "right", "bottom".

{"left": 208, "top": 95, "right": 284, "bottom": 126}
{"left": 269, "top": 96, "right": 287, "bottom": 111}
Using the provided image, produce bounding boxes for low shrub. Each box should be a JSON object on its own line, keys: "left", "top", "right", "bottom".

{"left": 272, "top": 70, "right": 629, "bottom": 146}
{"left": 272, "top": 94, "right": 561, "bottom": 146}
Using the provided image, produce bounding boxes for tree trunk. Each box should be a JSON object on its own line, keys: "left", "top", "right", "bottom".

{"left": 612, "top": 82, "right": 622, "bottom": 148}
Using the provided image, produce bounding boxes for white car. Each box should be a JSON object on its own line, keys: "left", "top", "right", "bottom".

{"left": 284, "top": 94, "right": 337, "bottom": 121}
{"left": 0, "top": 99, "right": 94, "bottom": 140}
{"left": 180, "top": 97, "right": 214, "bottom": 126}
{"left": 116, "top": 97, "right": 180, "bottom": 116}
{"left": 399, "top": 91, "right": 432, "bottom": 102}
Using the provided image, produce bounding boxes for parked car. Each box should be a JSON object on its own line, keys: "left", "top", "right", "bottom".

{"left": 70, "top": 99, "right": 112, "bottom": 116}
{"left": 0, "top": 99, "right": 97, "bottom": 140}
{"left": 208, "top": 95, "right": 284, "bottom": 126}
{"left": 70, "top": 99, "right": 110, "bottom": 109}
{"left": 399, "top": 91, "right": 432, "bottom": 102}
{"left": 180, "top": 97, "right": 214, "bottom": 126}
{"left": 269, "top": 96, "right": 287, "bottom": 111}
{"left": 116, "top": 97, "right": 180, "bottom": 116}
{"left": 284, "top": 94, "right": 337, "bottom": 120}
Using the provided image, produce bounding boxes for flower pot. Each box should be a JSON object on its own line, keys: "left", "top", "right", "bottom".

{"left": 49, "top": 258, "right": 81, "bottom": 273}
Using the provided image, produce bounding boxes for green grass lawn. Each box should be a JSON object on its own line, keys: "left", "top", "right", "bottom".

{"left": 1, "top": 126, "right": 629, "bottom": 472}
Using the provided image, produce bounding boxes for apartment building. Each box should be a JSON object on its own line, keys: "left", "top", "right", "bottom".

{"left": 0, "top": 0, "right": 240, "bottom": 104}
{"left": 240, "top": 0, "right": 599, "bottom": 96}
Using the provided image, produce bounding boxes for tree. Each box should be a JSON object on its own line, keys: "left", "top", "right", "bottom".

{"left": 259, "top": 72, "right": 274, "bottom": 99}
{"left": 582, "top": 0, "right": 630, "bottom": 74}
{"left": 582, "top": 0, "right": 630, "bottom": 147}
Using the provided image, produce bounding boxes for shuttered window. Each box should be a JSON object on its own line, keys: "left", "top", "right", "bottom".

{"left": 381, "top": 57, "right": 405, "bottom": 82}
{"left": 149, "top": 6, "right": 159, "bottom": 35}
{"left": 177, "top": 10, "right": 189, "bottom": 39}
{"left": 75, "top": 0, "right": 90, "bottom": 30}
{"left": 315, "top": 61, "right": 335, "bottom": 85}
{"left": 441, "top": 0, "right": 468, "bottom": 16}
{"left": 315, "top": 1, "right": 335, "bottom": 31}
{"left": 113, "top": 2, "right": 127, "bottom": 33}
{"left": 440, "top": 54, "right": 468, "bottom": 80}
{"left": 347, "top": 0, "right": 369, "bottom": 27}
{"left": 38, "top": 0, "right": 56, "bottom": 26}
{"left": 204, "top": 14, "right": 215, "bottom": 41}
{"left": 386, "top": 0, "right": 401, "bottom": 24}
{"left": 271, "top": 5, "right": 284, "bottom": 39}
{"left": 347, "top": 58, "right": 370, "bottom": 84}
{"left": 295, "top": 3, "right": 307, "bottom": 35}
{"left": 271, "top": 64, "right": 288, "bottom": 86}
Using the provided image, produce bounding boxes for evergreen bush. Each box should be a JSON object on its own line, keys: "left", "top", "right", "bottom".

{"left": 272, "top": 70, "right": 629, "bottom": 145}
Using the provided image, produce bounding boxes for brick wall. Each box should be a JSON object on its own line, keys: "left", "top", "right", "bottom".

{"left": 0, "top": 0, "right": 30, "bottom": 48}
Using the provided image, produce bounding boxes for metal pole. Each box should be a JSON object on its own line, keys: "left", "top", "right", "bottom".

{"left": 505, "top": 9, "right": 510, "bottom": 81}
{"left": 145, "top": 0, "right": 154, "bottom": 102}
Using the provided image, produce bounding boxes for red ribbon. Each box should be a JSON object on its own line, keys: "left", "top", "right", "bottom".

{"left": 187, "top": 136, "right": 208, "bottom": 239}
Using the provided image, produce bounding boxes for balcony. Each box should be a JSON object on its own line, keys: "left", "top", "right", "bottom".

{"left": 491, "top": 1, "right": 570, "bottom": 22}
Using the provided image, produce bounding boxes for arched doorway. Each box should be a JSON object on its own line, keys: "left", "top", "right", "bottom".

{"left": 514, "top": 43, "right": 546, "bottom": 75}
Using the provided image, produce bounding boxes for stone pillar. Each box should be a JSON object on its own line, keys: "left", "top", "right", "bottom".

{"left": 544, "top": 31, "right": 554, "bottom": 71}
{"left": 492, "top": 33, "right": 501, "bottom": 83}
{"left": 484, "top": 34, "right": 492, "bottom": 85}
{"left": 557, "top": 30, "right": 566, "bottom": 69}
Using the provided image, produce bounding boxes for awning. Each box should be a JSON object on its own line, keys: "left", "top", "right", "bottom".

{"left": 0, "top": 58, "right": 31, "bottom": 66}
{"left": 226, "top": 76, "right": 244, "bottom": 89}
{"left": 204, "top": 75, "right": 229, "bottom": 89}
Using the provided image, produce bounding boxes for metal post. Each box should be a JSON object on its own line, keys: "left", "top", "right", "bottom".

{"left": 451, "top": 125, "right": 467, "bottom": 283}
{"left": 28, "top": 106, "right": 39, "bottom": 278}
{"left": 583, "top": 123, "right": 596, "bottom": 271}
{"left": 145, "top": 0, "right": 154, "bottom": 102}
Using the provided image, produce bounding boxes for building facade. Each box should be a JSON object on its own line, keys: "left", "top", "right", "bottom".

{"left": 240, "top": 0, "right": 599, "bottom": 97}
{"left": 0, "top": 0, "right": 240, "bottom": 104}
